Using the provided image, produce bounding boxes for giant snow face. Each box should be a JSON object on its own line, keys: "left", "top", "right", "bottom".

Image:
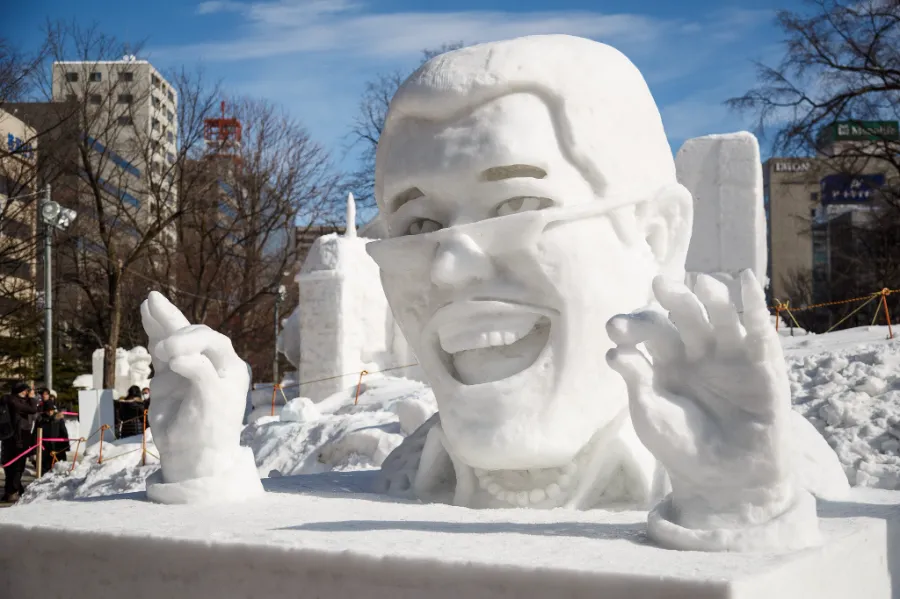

{"left": 368, "top": 94, "right": 660, "bottom": 471}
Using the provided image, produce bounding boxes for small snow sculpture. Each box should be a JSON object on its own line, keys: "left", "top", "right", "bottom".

{"left": 368, "top": 33, "right": 847, "bottom": 547}
{"left": 607, "top": 271, "right": 820, "bottom": 551}
{"left": 141, "top": 291, "right": 263, "bottom": 504}
{"left": 346, "top": 192, "right": 357, "bottom": 238}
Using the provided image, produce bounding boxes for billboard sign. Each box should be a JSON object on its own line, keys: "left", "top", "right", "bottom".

{"left": 829, "top": 120, "right": 899, "bottom": 142}
{"left": 820, "top": 173, "right": 886, "bottom": 204}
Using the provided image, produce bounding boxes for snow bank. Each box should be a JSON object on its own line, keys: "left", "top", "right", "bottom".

{"left": 784, "top": 325, "right": 900, "bottom": 489}
{"left": 21, "top": 376, "right": 434, "bottom": 503}
{"left": 244, "top": 377, "right": 435, "bottom": 477}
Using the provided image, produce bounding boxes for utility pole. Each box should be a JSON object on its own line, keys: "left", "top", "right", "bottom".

{"left": 42, "top": 185, "right": 53, "bottom": 390}
{"left": 38, "top": 184, "right": 77, "bottom": 391}
{"left": 274, "top": 284, "right": 286, "bottom": 385}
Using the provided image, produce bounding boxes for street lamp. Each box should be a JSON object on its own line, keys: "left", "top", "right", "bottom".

{"left": 273, "top": 283, "right": 287, "bottom": 385}
{"left": 39, "top": 185, "right": 77, "bottom": 390}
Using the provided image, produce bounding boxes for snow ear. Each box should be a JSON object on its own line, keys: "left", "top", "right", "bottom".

{"left": 639, "top": 183, "right": 693, "bottom": 281}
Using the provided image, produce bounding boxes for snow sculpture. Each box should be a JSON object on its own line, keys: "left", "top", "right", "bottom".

{"left": 368, "top": 34, "right": 847, "bottom": 548}
{"left": 87, "top": 346, "right": 153, "bottom": 396}
{"left": 607, "top": 270, "right": 822, "bottom": 551}
{"left": 141, "top": 291, "right": 263, "bottom": 504}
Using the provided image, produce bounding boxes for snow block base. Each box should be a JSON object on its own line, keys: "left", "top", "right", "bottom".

{"left": 0, "top": 474, "right": 897, "bottom": 599}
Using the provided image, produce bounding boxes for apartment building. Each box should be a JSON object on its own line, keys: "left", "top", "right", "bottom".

{"left": 51, "top": 56, "right": 179, "bottom": 247}
{"left": 0, "top": 108, "right": 39, "bottom": 380}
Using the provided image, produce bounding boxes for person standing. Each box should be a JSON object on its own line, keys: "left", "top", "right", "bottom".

{"left": 116, "top": 386, "right": 145, "bottom": 438}
{"left": 35, "top": 400, "right": 70, "bottom": 476}
{"left": 1, "top": 382, "right": 39, "bottom": 502}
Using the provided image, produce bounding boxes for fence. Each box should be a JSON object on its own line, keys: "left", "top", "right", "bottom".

{"left": 773, "top": 287, "right": 896, "bottom": 338}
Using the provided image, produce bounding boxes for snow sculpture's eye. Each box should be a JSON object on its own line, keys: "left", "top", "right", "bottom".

{"left": 495, "top": 196, "right": 551, "bottom": 217}
{"left": 406, "top": 218, "right": 442, "bottom": 235}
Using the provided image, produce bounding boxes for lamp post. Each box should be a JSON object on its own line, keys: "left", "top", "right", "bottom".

{"left": 38, "top": 185, "right": 77, "bottom": 390}
{"left": 273, "top": 284, "right": 287, "bottom": 386}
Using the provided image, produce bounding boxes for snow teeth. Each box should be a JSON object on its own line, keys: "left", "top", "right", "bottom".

{"left": 439, "top": 327, "right": 532, "bottom": 355}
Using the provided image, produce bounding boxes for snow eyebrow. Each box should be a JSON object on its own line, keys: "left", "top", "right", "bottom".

{"left": 479, "top": 164, "right": 547, "bottom": 182}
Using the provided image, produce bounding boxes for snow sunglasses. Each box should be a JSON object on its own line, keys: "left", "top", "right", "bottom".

{"left": 366, "top": 193, "right": 651, "bottom": 274}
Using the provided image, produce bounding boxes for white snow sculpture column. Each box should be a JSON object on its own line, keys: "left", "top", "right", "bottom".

{"left": 296, "top": 233, "right": 394, "bottom": 401}
{"left": 141, "top": 291, "right": 263, "bottom": 504}
{"left": 607, "top": 271, "right": 825, "bottom": 552}
{"left": 677, "top": 132, "right": 767, "bottom": 309}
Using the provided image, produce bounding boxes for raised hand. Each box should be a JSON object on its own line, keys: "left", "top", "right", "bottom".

{"left": 606, "top": 270, "right": 819, "bottom": 551}
{"left": 141, "top": 292, "right": 262, "bottom": 503}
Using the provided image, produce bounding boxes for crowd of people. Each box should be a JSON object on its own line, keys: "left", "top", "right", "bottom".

{"left": 0, "top": 382, "right": 152, "bottom": 504}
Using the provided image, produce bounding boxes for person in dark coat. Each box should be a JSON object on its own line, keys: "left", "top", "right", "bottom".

{"left": 35, "top": 400, "right": 70, "bottom": 476}
{"left": 116, "top": 386, "right": 146, "bottom": 439}
{"left": 1, "top": 382, "right": 39, "bottom": 502}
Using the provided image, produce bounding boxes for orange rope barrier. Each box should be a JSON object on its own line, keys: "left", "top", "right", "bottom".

{"left": 354, "top": 370, "right": 369, "bottom": 406}
{"left": 882, "top": 289, "right": 894, "bottom": 339}
{"left": 69, "top": 438, "right": 84, "bottom": 472}
{"left": 97, "top": 424, "right": 110, "bottom": 464}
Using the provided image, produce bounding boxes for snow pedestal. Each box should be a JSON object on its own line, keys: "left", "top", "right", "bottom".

{"left": 0, "top": 476, "right": 897, "bottom": 599}
{"left": 76, "top": 389, "right": 116, "bottom": 446}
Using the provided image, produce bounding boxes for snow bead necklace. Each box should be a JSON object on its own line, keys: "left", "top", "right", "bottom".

{"left": 473, "top": 462, "right": 580, "bottom": 507}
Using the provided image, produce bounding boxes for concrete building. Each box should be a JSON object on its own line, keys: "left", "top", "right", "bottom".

{"left": 51, "top": 56, "right": 179, "bottom": 247}
{"left": 0, "top": 108, "right": 39, "bottom": 381}
{"left": 764, "top": 120, "right": 899, "bottom": 305}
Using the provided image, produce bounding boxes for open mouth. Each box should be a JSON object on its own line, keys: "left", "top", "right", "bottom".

{"left": 431, "top": 306, "right": 552, "bottom": 385}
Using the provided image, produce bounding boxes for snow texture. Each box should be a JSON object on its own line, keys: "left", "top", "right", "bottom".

{"left": 0, "top": 480, "right": 895, "bottom": 599}
{"left": 141, "top": 291, "right": 264, "bottom": 504}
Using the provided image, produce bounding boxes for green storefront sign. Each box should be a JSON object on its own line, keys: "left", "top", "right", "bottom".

{"left": 827, "top": 120, "right": 899, "bottom": 142}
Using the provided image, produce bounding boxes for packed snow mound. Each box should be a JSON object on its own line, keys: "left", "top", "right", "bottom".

{"left": 21, "top": 376, "right": 435, "bottom": 502}
{"left": 784, "top": 325, "right": 900, "bottom": 489}
{"left": 244, "top": 376, "right": 436, "bottom": 477}
{"left": 21, "top": 432, "right": 160, "bottom": 503}
{"left": 280, "top": 397, "right": 320, "bottom": 423}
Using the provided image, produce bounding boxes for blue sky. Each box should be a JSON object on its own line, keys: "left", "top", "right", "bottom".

{"left": 6, "top": 0, "right": 803, "bottom": 174}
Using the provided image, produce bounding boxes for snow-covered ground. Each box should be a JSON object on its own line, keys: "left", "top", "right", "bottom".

{"left": 21, "top": 324, "right": 900, "bottom": 502}
{"left": 21, "top": 376, "right": 435, "bottom": 503}
{"left": 783, "top": 325, "right": 900, "bottom": 489}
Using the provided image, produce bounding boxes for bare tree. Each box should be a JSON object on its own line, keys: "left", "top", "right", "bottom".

{"left": 0, "top": 36, "right": 47, "bottom": 107}
{"left": 21, "top": 22, "right": 222, "bottom": 388}
{"left": 172, "top": 97, "right": 341, "bottom": 381}
{"left": 346, "top": 42, "right": 464, "bottom": 208}
{"left": 730, "top": 0, "right": 900, "bottom": 325}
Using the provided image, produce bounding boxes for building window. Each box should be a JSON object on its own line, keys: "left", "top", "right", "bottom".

{"left": 167, "top": 91, "right": 174, "bottom": 102}
{"left": 151, "top": 74, "right": 160, "bottom": 87}
{"left": 152, "top": 97, "right": 161, "bottom": 109}
{"left": 119, "top": 71, "right": 134, "bottom": 82}
{"left": 89, "top": 94, "right": 102, "bottom": 105}
{"left": 65, "top": 72, "right": 79, "bottom": 82}
{"left": 166, "top": 131, "right": 174, "bottom": 143}
{"left": 89, "top": 72, "right": 102, "bottom": 82}
{"left": 117, "top": 115, "right": 133, "bottom": 126}
{"left": 167, "top": 110, "right": 174, "bottom": 124}
{"left": 65, "top": 93, "right": 77, "bottom": 103}
{"left": 118, "top": 93, "right": 133, "bottom": 104}
{"left": 151, "top": 118, "right": 160, "bottom": 129}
